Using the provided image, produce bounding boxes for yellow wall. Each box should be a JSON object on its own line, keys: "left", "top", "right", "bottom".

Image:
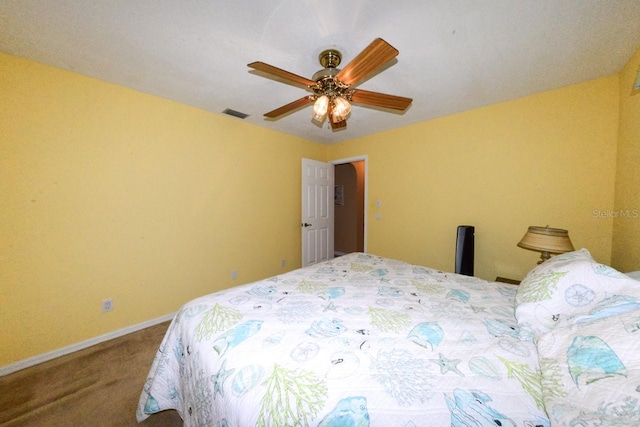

{"left": 0, "top": 52, "right": 326, "bottom": 366}
{"left": 328, "top": 76, "right": 620, "bottom": 281}
{"left": 1, "top": 48, "right": 629, "bottom": 368}
{"left": 612, "top": 48, "right": 640, "bottom": 272}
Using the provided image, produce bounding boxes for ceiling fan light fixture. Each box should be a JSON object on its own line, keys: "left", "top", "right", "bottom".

{"left": 332, "top": 96, "right": 351, "bottom": 122}
{"left": 312, "top": 95, "right": 329, "bottom": 122}
{"left": 248, "top": 38, "right": 412, "bottom": 131}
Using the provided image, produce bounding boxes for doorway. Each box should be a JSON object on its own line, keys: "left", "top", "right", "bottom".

{"left": 332, "top": 157, "right": 366, "bottom": 256}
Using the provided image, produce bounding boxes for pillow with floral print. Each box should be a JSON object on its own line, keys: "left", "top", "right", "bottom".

{"left": 514, "top": 249, "right": 640, "bottom": 339}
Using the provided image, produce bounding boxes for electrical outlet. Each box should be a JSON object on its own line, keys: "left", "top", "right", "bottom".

{"left": 102, "top": 298, "right": 113, "bottom": 313}
{"left": 281, "top": 259, "right": 286, "bottom": 267}
{"left": 231, "top": 270, "right": 237, "bottom": 280}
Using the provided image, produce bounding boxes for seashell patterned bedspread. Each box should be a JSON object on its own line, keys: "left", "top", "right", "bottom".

{"left": 137, "top": 253, "right": 549, "bottom": 426}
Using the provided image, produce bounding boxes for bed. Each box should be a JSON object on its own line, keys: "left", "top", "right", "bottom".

{"left": 137, "top": 251, "right": 640, "bottom": 426}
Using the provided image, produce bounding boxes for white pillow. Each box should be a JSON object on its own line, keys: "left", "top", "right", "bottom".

{"left": 626, "top": 271, "right": 640, "bottom": 281}
{"left": 514, "top": 249, "right": 640, "bottom": 338}
{"left": 536, "top": 310, "right": 640, "bottom": 426}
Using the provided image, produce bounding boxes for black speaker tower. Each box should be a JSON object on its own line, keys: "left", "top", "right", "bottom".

{"left": 455, "top": 225, "right": 474, "bottom": 276}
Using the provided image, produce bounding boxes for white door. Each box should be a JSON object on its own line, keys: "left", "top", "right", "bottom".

{"left": 301, "top": 158, "right": 334, "bottom": 267}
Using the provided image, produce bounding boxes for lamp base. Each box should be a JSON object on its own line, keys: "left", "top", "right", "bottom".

{"left": 538, "top": 251, "right": 551, "bottom": 264}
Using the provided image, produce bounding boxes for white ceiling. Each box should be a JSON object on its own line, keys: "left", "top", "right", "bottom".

{"left": 2, "top": 1, "right": 640, "bottom": 144}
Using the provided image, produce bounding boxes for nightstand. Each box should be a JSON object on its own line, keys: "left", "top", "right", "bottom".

{"left": 495, "top": 277, "right": 521, "bottom": 285}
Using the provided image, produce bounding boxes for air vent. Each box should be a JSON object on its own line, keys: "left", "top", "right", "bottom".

{"left": 222, "top": 108, "right": 249, "bottom": 119}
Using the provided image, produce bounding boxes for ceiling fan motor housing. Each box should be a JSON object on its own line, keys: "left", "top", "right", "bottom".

{"left": 312, "top": 66, "right": 340, "bottom": 83}
{"left": 312, "top": 49, "right": 352, "bottom": 101}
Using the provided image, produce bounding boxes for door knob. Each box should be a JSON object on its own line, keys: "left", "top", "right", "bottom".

{"left": 302, "top": 222, "right": 312, "bottom": 227}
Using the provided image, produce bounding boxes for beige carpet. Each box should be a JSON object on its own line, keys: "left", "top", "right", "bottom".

{"left": 0, "top": 321, "right": 182, "bottom": 426}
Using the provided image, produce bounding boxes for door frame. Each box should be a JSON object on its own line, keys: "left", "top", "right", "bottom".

{"left": 330, "top": 155, "right": 368, "bottom": 253}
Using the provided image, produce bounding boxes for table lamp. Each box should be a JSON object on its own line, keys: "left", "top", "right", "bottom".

{"left": 517, "top": 225, "right": 574, "bottom": 264}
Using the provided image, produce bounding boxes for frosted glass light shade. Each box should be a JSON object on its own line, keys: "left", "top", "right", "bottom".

{"left": 331, "top": 96, "right": 351, "bottom": 122}
{"left": 312, "top": 95, "right": 329, "bottom": 122}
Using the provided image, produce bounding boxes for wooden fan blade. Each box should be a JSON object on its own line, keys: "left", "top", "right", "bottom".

{"left": 335, "top": 38, "right": 399, "bottom": 86}
{"left": 264, "top": 96, "right": 314, "bottom": 119}
{"left": 350, "top": 89, "right": 412, "bottom": 111}
{"left": 248, "top": 62, "right": 316, "bottom": 87}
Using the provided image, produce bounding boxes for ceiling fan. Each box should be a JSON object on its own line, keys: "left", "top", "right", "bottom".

{"left": 248, "top": 38, "right": 412, "bottom": 130}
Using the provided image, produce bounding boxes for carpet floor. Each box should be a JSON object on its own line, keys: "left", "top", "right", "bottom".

{"left": 0, "top": 321, "right": 182, "bottom": 426}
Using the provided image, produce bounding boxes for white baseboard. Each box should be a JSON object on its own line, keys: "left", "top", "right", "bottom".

{"left": 0, "top": 312, "right": 176, "bottom": 377}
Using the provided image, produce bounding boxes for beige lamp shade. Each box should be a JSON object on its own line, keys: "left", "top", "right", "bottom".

{"left": 517, "top": 226, "right": 574, "bottom": 264}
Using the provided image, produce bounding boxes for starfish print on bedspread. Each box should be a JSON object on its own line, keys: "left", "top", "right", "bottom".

{"left": 211, "top": 359, "right": 235, "bottom": 399}
{"left": 324, "top": 302, "right": 338, "bottom": 312}
{"left": 430, "top": 353, "right": 465, "bottom": 376}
